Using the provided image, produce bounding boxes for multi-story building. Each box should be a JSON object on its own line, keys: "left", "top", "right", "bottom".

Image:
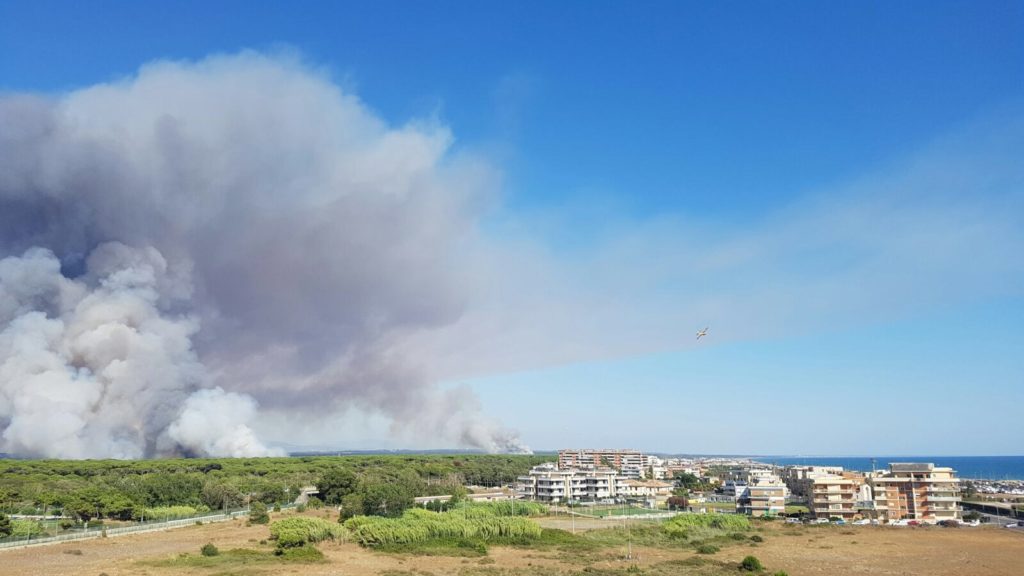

{"left": 618, "top": 479, "right": 673, "bottom": 500}
{"left": 516, "top": 464, "right": 620, "bottom": 502}
{"left": 866, "top": 463, "right": 961, "bottom": 523}
{"left": 807, "top": 472, "right": 869, "bottom": 521}
{"left": 558, "top": 449, "right": 649, "bottom": 472}
{"left": 736, "top": 481, "right": 787, "bottom": 517}
{"left": 722, "top": 479, "right": 748, "bottom": 499}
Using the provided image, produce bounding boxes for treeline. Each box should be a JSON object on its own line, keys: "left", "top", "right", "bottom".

{"left": 0, "top": 454, "right": 550, "bottom": 522}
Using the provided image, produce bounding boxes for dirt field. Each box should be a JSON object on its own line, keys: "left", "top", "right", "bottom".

{"left": 1, "top": 512, "right": 1022, "bottom": 576}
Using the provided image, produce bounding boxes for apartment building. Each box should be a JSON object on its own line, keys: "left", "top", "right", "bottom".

{"left": 807, "top": 472, "right": 870, "bottom": 521}
{"left": 736, "top": 481, "right": 787, "bottom": 517}
{"left": 558, "top": 449, "right": 649, "bottom": 471}
{"left": 866, "top": 463, "right": 961, "bottom": 523}
{"left": 618, "top": 479, "right": 673, "bottom": 499}
{"left": 781, "top": 465, "right": 845, "bottom": 498}
{"left": 515, "top": 464, "right": 620, "bottom": 502}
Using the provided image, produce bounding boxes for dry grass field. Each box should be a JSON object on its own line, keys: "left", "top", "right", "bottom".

{"left": 1, "top": 511, "right": 1021, "bottom": 576}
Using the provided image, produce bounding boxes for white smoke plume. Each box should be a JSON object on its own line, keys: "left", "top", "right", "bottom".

{"left": 0, "top": 244, "right": 280, "bottom": 457}
{"left": 0, "top": 52, "right": 529, "bottom": 457}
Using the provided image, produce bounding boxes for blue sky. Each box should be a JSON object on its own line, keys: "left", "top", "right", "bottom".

{"left": 1, "top": 1, "right": 1022, "bottom": 455}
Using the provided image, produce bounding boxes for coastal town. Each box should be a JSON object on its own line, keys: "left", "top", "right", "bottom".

{"left": 511, "top": 449, "right": 993, "bottom": 526}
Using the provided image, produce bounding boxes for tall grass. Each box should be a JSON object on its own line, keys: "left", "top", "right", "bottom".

{"left": 662, "top": 513, "right": 750, "bottom": 538}
{"left": 270, "top": 517, "right": 347, "bottom": 548}
{"left": 346, "top": 508, "right": 543, "bottom": 547}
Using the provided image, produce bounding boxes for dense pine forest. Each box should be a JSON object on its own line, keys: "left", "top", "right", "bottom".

{"left": 0, "top": 455, "right": 552, "bottom": 523}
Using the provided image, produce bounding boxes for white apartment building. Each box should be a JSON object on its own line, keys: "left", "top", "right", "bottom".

{"left": 618, "top": 479, "right": 673, "bottom": 499}
{"left": 516, "top": 464, "right": 620, "bottom": 502}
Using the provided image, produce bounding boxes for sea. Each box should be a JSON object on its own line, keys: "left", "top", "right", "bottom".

{"left": 750, "top": 456, "right": 1024, "bottom": 480}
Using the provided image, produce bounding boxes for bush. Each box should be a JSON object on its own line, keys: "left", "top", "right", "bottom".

{"left": 141, "top": 505, "right": 209, "bottom": 521}
{"left": 696, "top": 544, "right": 720, "bottom": 554}
{"left": 750, "top": 534, "right": 764, "bottom": 542}
{"left": 740, "top": 555, "right": 764, "bottom": 571}
{"left": 274, "top": 544, "right": 325, "bottom": 562}
{"left": 773, "top": 572, "right": 789, "bottom": 576}
{"left": 200, "top": 542, "right": 219, "bottom": 557}
{"left": 250, "top": 501, "right": 270, "bottom": 525}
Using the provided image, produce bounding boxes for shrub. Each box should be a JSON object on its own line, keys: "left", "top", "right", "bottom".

{"left": 740, "top": 555, "right": 764, "bottom": 571}
{"left": 296, "top": 504, "right": 307, "bottom": 513}
{"left": 773, "top": 572, "right": 789, "bottom": 576}
{"left": 696, "top": 544, "right": 719, "bottom": 554}
{"left": 250, "top": 502, "right": 270, "bottom": 525}
{"left": 200, "top": 543, "right": 219, "bottom": 557}
{"left": 750, "top": 534, "right": 764, "bottom": 542}
{"left": 730, "top": 532, "right": 747, "bottom": 540}
{"left": 141, "top": 506, "right": 208, "bottom": 521}
{"left": 274, "top": 544, "right": 325, "bottom": 562}
{"left": 10, "top": 519, "right": 45, "bottom": 538}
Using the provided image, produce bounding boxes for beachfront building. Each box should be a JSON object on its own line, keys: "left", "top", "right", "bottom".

{"left": 866, "top": 463, "right": 962, "bottom": 523}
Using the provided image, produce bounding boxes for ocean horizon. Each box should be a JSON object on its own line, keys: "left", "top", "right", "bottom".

{"left": 749, "top": 455, "right": 1024, "bottom": 480}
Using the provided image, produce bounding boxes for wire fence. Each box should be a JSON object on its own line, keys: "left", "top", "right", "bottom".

{"left": 0, "top": 505, "right": 296, "bottom": 550}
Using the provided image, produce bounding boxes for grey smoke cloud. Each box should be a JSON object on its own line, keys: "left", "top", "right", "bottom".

{"left": 0, "top": 52, "right": 528, "bottom": 457}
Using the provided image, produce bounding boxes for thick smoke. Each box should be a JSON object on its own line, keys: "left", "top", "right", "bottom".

{"left": 0, "top": 53, "right": 528, "bottom": 457}
{"left": 0, "top": 244, "right": 279, "bottom": 457}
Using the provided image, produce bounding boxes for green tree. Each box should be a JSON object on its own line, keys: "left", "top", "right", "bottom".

{"left": 201, "top": 481, "right": 245, "bottom": 510}
{"left": 317, "top": 468, "right": 358, "bottom": 505}
{"left": 0, "top": 513, "right": 11, "bottom": 537}
{"left": 674, "top": 472, "right": 702, "bottom": 491}
{"left": 359, "top": 483, "right": 412, "bottom": 517}
{"left": 339, "top": 493, "right": 364, "bottom": 520}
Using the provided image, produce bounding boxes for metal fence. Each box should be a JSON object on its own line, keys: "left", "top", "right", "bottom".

{"left": 0, "top": 506, "right": 271, "bottom": 550}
